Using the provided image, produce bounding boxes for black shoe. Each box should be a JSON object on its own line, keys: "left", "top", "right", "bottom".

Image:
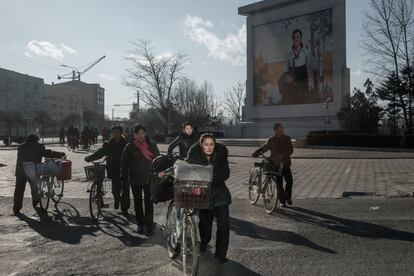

{"left": 200, "top": 243, "right": 208, "bottom": 252}
{"left": 145, "top": 226, "right": 154, "bottom": 237}
{"left": 286, "top": 199, "right": 292, "bottom": 205}
{"left": 137, "top": 226, "right": 145, "bottom": 235}
{"left": 215, "top": 254, "right": 229, "bottom": 264}
{"left": 114, "top": 199, "right": 120, "bottom": 210}
{"left": 13, "top": 208, "right": 21, "bottom": 216}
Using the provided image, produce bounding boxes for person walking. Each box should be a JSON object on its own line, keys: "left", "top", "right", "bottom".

{"left": 186, "top": 133, "right": 231, "bottom": 264}
{"left": 167, "top": 122, "right": 198, "bottom": 159}
{"left": 13, "top": 134, "right": 65, "bottom": 215}
{"left": 252, "top": 122, "right": 294, "bottom": 206}
{"left": 121, "top": 124, "right": 159, "bottom": 236}
{"left": 85, "top": 126, "right": 127, "bottom": 210}
{"left": 59, "top": 128, "right": 66, "bottom": 146}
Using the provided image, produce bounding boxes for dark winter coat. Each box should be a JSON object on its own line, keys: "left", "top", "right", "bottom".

{"left": 186, "top": 142, "right": 231, "bottom": 208}
{"left": 87, "top": 136, "right": 127, "bottom": 179}
{"left": 167, "top": 133, "right": 199, "bottom": 159}
{"left": 259, "top": 134, "right": 293, "bottom": 166}
{"left": 15, "top": 137, "right": 65, "bottom": 176}
{"left": 120, "top": 140, "right": 160, "bottom": 186}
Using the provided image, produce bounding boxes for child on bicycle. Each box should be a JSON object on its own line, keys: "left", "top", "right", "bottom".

{"left": 252, "top": 123, "right": 294, "bottom": 206}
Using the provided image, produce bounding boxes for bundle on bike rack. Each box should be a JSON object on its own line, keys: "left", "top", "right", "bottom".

{"left": 57, "top": 160, "right": 72, "bottom": 181}
{"left": 174, "top": 160, "right": 213, "bottom": 209}
{"left": 84, "top": 164, "right": 106, "bottom": 181}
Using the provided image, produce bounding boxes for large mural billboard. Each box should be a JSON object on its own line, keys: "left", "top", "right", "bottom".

{"left": 253, "top": 8, "right": 333, "bottom": 106}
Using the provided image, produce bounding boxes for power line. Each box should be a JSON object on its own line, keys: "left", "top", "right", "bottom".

{"left": 0, "top": 49, "right": 61, "bottom": 71}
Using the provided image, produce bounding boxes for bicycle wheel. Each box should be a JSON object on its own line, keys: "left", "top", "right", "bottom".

{"left": 248, "top": 170, "right": 261, "bottom": 205}
{"left": 89, "top": 182, "right": 102, "bottom": 221}
{"left": 165, "top": 201, "right": 180, "bottom": 259}
{"left": 182, "top": 215, "right": 199, "bottom": 276}
{"left": 39, "top": 177, "right": 50, "bottom": 211}
{"left": 263, "top": 176, "right": 278, "bottom": 214}
{"left": 52, "top": 180, "right": 64, "bottom": 203}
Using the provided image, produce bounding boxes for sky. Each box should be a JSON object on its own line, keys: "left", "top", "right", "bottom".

{"left": 0, "top": 0, "right": 370, "bottom": 119}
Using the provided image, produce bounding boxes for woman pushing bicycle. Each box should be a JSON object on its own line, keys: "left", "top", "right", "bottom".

{"left": 186, "top": 133, "right": 231, "bottom": 264}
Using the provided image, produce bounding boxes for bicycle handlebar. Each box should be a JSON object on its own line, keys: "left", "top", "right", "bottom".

{"left": 91, "top": 158, "right": 106, "bottom": 165}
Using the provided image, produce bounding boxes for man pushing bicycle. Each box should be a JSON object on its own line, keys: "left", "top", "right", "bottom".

{"left": 252, "top": 123, "right": 294, "bottom": 206}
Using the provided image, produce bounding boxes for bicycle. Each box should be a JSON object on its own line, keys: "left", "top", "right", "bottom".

{"left": 38, "top": 158, "right": 71, "bottom": 211}
{"left": 248, "top": 154, "right": 284, "bottom": 214}
{"left": 161, "top": 158, "right": 212, "bottom": 276}
{"left": 84, "top": 159, "right": 108, "bottom": 221}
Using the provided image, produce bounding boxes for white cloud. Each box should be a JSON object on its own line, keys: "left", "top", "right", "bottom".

{"left": 98, "top": 73, "right": 117, "bottom": 82}
{"left": 24, "top": 52, "right": 33, "bottom": 58}
{"left": 27, "top": 40, "right": 78, "bottom": 60}
{"left": 27, "top": 40, "right": 64, "bottom": 60}
{"left": 184, "top": 15, "right": 246, "bottom": 66}
{"left": 60, "top": 43, "right": 77, "bottom": 54}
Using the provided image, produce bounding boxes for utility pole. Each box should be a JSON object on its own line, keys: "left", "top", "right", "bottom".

{"left": 136, "top": 90, "right": 140, "bottom": 111}
{"left": 323, "top": 96, "right": 331, "bottom": 134}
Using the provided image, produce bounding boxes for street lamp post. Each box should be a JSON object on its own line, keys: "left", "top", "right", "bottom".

{"left": 112, "top": 104, "right": 134, "bottom": 126}
{"left": 323, "top": 96, "right": 331, "bottom": 134}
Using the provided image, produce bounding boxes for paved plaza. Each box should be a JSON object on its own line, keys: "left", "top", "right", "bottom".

{"left": 1, "top": 143, "right": 414, "bottom": 200}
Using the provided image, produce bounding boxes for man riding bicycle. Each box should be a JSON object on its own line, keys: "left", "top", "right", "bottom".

{"left": 252, "top": 123, "right": 294, "bottom": 206}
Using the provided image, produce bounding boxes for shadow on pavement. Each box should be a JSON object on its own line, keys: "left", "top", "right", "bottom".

{"left": 197, "top": 251, "right": 261, "bottom": 276}
{"left": 97, "top": 210, "right": 146, "bottom": 247}
{"left": 15, "top": 205, "right": 98, "bottom": 244}
{"left": 276, "top": 206, "right": 414, "bottom": 242}
{"left": 230, "top": 216, "right": 336, "bottom": 254}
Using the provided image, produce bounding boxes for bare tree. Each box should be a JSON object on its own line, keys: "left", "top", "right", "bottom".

{"left": 123, "top": 40, "right": 189, "bottom": 133}
{"left": 363, "top": 0, "right": 414, "bottom": 132}
{"left": 393, "top": 0, "right": 414, "bottom": 131}
{"left": 174, "top": 79, "right": 220, "bottom": 130}
{"left": 223, "top": 81, "right": 245, "bottom": 124}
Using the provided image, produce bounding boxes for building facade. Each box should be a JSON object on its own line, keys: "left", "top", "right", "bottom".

{"left": 0, "top": 68, "right": 44, "bottom": 136}
{"left": 0, "top": 68, "right": 43, "bottom": 119}
{"left": 43, "top": 80, "right": 105, "bottom": 128}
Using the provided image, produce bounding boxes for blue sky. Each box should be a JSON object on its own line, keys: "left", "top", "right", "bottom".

{"left": 0, "top": 0, "right": 370, "bottom": 118}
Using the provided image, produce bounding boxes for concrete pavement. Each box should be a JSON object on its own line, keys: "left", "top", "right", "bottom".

{"left": 1, "top": 143, "right": 414, "bottom": 200}
{"left": 0, "top": 197, "right": 413, "bottom": 276}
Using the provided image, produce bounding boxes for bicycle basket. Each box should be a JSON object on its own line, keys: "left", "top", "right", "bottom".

{"left": 174, "top": 180, "right": 211, "bottom": 209}
{"left": 84, "top": 164, "right": 106, "bottom": 181}
{"left": 262, "top": 158, "right": 284, "bottom": 176}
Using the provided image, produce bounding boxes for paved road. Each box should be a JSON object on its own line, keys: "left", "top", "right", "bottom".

{"left": 0, "top": 197, "right": 413, "bottom": 276}
{"left": 1, "top": 144, "right": 413, "bottom": 200}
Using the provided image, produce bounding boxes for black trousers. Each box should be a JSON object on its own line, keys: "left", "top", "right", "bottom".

{"left": 199, "top": 204, "right": 230, "bottom": 258}
{"left": 111, "top": 177, "right": 122, "bottom": 202}
{"left": 13, "top": 174, "right": 35, "bottom": 212}
{"left": 276, "top": 165, "right": 293, "bottom": 201}
{"left": 131, "top": 184, "right": 153, "bottom": 228}
{"left": 121, "top": 180, "right": 130, "bottom": 212}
